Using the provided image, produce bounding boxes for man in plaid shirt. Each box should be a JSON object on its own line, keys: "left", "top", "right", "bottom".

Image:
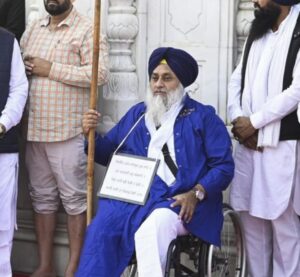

{"left": 21, "top": 0, "right": 109, "bottom": 276}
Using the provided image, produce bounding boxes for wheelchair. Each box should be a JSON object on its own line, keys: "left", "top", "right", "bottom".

{"left": 122, "top": 203, "right": 246, "bottom": 277}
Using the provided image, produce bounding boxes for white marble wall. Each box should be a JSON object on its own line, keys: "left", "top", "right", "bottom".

{"left": 236, "top": 0, "right": 255, "bottom": 62}
{"left": 13, "top": 0, "right": 254, "bottom": 275}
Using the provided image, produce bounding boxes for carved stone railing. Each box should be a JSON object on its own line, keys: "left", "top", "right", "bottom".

{"left": 99, "top": 0, "right": 139, "bottom": 133}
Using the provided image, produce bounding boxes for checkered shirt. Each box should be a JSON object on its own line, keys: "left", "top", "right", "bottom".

{"left": 20, "top": 8, "right": 109, "bottom": 142}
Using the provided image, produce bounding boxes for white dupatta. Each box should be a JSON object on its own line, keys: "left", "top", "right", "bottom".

{"left": 242, "top": 5, "right": 300, "bottom": 147}
{"left": 145, "top": 98, "right": 184, "bottom": 186}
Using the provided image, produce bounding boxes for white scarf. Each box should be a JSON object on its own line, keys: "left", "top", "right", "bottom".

{"left": 243, "top": 5, "right": 300, "bottom": 147}
{"left": 145, "top": 98, "right": 184, "bottom": 186}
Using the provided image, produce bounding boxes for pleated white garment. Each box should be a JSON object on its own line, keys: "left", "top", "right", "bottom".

{"left": 134, "top": 208, "right": 188, "bottom": 277}
{"left": 0, "top": 154, "right": 18, "bottom": 277}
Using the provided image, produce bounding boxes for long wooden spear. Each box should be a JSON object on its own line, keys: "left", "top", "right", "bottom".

{"left": 87, "top": 0, "right": 101, "bottom": 225}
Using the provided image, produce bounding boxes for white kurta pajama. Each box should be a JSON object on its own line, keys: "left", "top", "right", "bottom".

{"left": 228, "top": 4, "right": 300, "bottom": 277}
{"left": 0, "top": 39, "right": 28, "bottom": 277}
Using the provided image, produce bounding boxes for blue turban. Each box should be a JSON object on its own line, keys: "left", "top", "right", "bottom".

{"left": 273, "top": 0, "right": 300, "bottom": 5}
{"left": 148, "top": 47, "right": 198, "bottom": 87}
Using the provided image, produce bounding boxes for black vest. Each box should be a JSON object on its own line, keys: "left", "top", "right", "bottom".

{"left": 241, "top": 14, "right": 300, "bottom": 141}
{"left": 0, "top": 27, "right": 20, "bottom": 153}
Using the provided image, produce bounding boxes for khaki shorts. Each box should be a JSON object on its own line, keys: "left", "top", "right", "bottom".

{"left": 26, "top": 135, "right": 87, "bottom": 215}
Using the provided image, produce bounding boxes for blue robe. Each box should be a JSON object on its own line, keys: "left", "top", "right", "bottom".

{"left": 76, "top": 95, "right": 234, "bottom": 277}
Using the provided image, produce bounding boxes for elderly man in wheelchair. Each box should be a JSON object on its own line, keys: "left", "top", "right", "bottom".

{"left": 76, "top": 47, "right": 235, "bottom": 277}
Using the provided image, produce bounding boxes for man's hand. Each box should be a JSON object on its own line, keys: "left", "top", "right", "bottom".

{"left": 171, "top": 191, "right": 198, "bottom": 223}
{"left": 0, "top": 123, "right": 6, "bottom": 139}
{"left": 24, "top": 56, "right": 52, "bottom": 77}
{"left": 242, "top": 131, "right": 263, "bottom": 152}
{"left": 82, "top": 109, "right": 101, "bottom": 138}
{"left": 231, "top": 116, "right": 256, "bottom": 142}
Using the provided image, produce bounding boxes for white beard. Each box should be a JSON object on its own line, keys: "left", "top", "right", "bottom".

{"left": 145, "top": 84, "right": 184, "bottom": 127}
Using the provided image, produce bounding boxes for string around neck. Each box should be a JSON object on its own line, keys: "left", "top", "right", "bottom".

{"left": 113, "top": 114, "right": 145, "bottom": 155}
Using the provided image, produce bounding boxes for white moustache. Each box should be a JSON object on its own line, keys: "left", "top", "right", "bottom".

{"left": 154, "top": 90, "right": 167, "bottom": 95}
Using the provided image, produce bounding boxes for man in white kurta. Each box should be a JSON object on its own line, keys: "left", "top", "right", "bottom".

{"left": 0, "top": 29, "right": 28, "bottom": 277}
{"left": 227, "top": 0, "right": 300, "bottom": 276}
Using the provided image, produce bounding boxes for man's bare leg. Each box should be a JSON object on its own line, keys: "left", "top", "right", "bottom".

{"left": 31, "top": 212, "right": 56, "bottom": 277}
{"left": 65, "top": 213, "right": 86, "bottom": 277}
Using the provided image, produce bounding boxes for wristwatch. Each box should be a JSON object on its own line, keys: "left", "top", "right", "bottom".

{"left": 195, "top": 189, "right": 205, "bottom": 201}
{"left": 0, "top": 123, "right": 6, "bottom": 139}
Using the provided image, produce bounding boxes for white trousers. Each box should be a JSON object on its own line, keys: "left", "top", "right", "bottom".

{"left": 134, "top": 208, "right": 188, "bottom": 277}
{"left": 0, "top": 154, "right": 18, "bottom": 277}
{"left": 239, "top": 202, "right": 300, "bottom": 277}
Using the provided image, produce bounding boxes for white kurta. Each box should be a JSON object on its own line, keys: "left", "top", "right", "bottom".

{"left": 227, "top": 5, "right": 300, "bottom": 220}
{"left": 0, "top": 39, "right": 28, "bottom": 277}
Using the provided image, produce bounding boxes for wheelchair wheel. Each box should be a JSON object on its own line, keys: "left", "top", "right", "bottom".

{"left": 207, "top": 204, "right": 246, "bottom": 277}
{"left": 164, "top": 235, "right": 209, "bottom": 277}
